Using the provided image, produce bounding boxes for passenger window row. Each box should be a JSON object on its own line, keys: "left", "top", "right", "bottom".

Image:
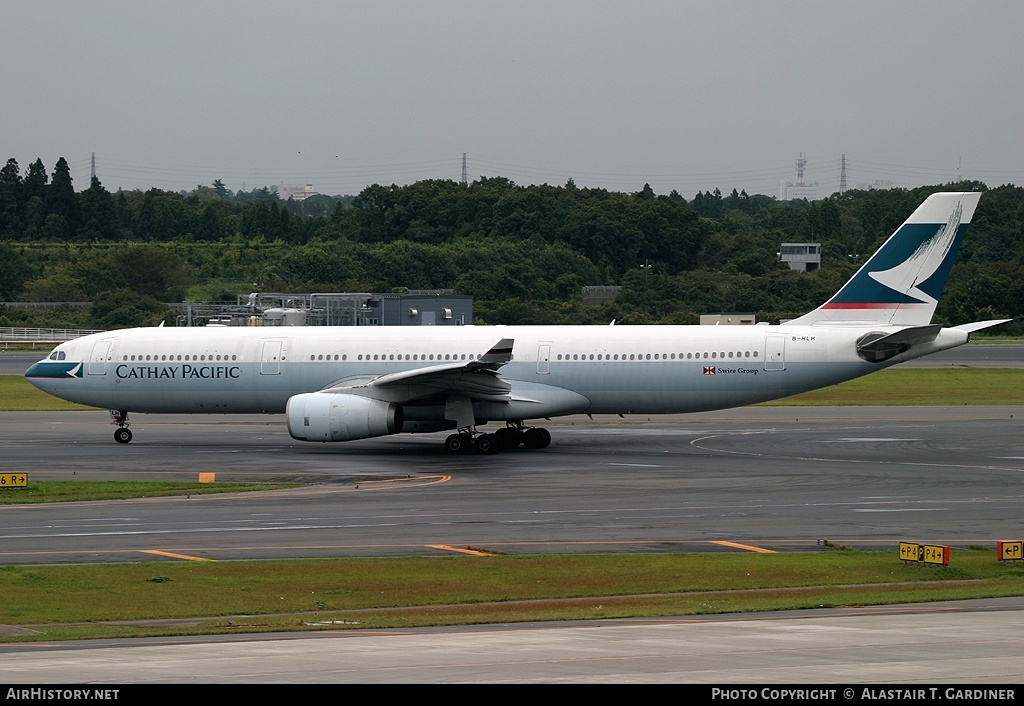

{"left": 121, "top": 354, "right": 238, "bottom": 361}
{"left": 110, "top": 351, "right": 759, "bottom": 364}
{"left": 308, "top": 353, "right": 480, "bottom": 361}
{"left": 555, "top": 351, "right": 759, "bottom": 361}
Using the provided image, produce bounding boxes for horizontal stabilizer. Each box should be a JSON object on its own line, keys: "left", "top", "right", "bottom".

{"left": 856, "top": 325, "right": 942, "bottom": 362}
{"left": 951, "top": 319, "right": 1012, "bottom": 334}
{"left": 859, "top": 325, "right": 942, "bottom": 351}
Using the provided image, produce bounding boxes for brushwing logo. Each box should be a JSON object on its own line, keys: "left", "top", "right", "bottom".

{"left": 24, "top": 361, "right": 84, "bottom": 379}
{"left": 868, "top": 201, "right": 963, "bottom": 306}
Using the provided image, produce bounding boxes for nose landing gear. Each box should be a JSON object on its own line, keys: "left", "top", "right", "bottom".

{"left": 110, "top": 410, "right": 133, "bottom": 444}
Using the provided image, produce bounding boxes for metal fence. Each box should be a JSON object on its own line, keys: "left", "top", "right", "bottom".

{"left": 0, "top": 327, "right": 106, "bottom": 346}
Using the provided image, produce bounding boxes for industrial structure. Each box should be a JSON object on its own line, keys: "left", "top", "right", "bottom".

{"left": 273, "top": 183, "right": 319, "bottom": 201}
{"left": 699, "top": 313, "right": 756, "bottom": 325}
{"left": 177, "top": 291, "right": 472, "bottom": 327}
{"left": 779, "top": 152, "right": 820, "bottom": 201}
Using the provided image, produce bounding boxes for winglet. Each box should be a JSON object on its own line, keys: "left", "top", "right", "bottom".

{"left": 478, "top": 338, "right": 514, "bottom": 365}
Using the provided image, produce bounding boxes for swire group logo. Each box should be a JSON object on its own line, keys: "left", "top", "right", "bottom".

{"left": 702, "top": 365, "right": 759, "bottom": 376}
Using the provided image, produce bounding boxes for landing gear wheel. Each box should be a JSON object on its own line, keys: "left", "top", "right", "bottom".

{"left": 114, "top": 428, "right": 133, "bottom": 444}
{"left": 523, "top": 427, "right": 551, "bottom": 449}
{"left": 444, "top": 433, "right": 471, "bottom": 454}
{"left": 474, "top": 433, "right": 501, "bottom": 455}
{"left": 495, "top": 427, "right": 522, "bottom": 448}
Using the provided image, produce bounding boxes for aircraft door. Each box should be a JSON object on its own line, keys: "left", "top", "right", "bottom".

{"left": 87, "top": 340, "right": 112, "bottom": 375}
{"left": 764, "top": 335, "right": 786, "bottom": 371}
{"left": 537, "top": 344, "right": 551, "bottom": 374}
{"left": 261, "top": 340, "right": 283, "bottom": 375}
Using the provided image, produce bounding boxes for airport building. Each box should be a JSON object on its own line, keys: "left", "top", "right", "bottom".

{"left": 273, "top": 183, "right": 318, "bottom": 201}
{"left": 699, "top": 313, "right": 757, "bottom": 325}
{"left": 778, "top": 243, "right": 821, "bottom": 272}
{"left": 178, "top": 291, "right": 473, "bottom": 327}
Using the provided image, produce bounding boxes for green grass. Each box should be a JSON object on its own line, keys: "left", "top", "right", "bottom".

{"left": 969, "top": 336, "right": 1024, "bottom": 344}
{"left": 0, "top": 375, "right": 98, "bottom": 411}
{"left": 0, "top": 480, "right": 299, "bottom": 504}
{"left": 1, "top": 551, "right": 1021, "bottom": 642}
{"left": 765, "top": 368, "right": 1024, "bottom": 406}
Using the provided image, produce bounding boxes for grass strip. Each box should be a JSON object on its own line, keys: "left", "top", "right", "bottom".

{"left": 0, "top": 551, "right": 1021, "bottom": 642}
{"left": 0, "top": 481, "right": 299, "bottom": 504}
{"left": 0, "top": 375, "right": 97, "bottom": 411}
{"left": 765, "top": 368, "right": 1024, "bottom": 406}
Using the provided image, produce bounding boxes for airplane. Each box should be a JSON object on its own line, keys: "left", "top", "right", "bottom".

{"left": 25, "top": 191, "right": 1009, "bottom": 455}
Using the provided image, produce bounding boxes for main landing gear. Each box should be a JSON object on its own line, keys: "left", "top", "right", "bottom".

{"left": 444, "top": 422, "right": 551, "bottom": 455}
{"left": 110, "top": 409, "right": 132, "bottom": 444}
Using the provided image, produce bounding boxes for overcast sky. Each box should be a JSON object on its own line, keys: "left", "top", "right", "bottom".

{"left": 4, "top": 1, "right": 1022, "bottom": 199}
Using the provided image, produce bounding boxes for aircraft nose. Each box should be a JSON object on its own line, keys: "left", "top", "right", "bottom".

{"left": 24, "top": 361, "right": 48, "bottom": 377}
{"left": 24, "top": 360, "right": 83, "bottom": 379}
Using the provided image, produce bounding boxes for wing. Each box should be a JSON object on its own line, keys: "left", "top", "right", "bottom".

{"left": 321, "top": 338, "right": 514, "bottom": 403}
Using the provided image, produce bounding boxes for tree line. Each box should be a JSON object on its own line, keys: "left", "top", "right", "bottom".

{"left": 1, "top": 156, "right": 1021, "bottom": 334}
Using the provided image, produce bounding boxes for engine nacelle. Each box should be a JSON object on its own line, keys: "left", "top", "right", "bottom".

{"left": 286, "top": 392, "right": 403, "bottom": 442}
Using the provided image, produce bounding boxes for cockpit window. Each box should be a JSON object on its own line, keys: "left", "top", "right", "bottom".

{"left": 48, "top": 351, "right": 67, "bottom": 361}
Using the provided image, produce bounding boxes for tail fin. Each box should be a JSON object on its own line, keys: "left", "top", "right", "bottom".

{"left": 784, "top": 191, "right": 981, "bottom": 327}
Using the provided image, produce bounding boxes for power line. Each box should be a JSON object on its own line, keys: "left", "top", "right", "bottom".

{"left": 47, "top": 152, "right": 1024, "bottom": 197}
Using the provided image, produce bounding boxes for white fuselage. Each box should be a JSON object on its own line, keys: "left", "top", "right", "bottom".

{"left": 26, "top": 323, "right": 969, "bottom": 423}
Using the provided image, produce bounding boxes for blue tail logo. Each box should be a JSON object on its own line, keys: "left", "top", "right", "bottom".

{"left": 866, "top": 200, "right": 963, "bottom": 307}
{"left": 785, "top": 192, "right": 980, "bottom": 327}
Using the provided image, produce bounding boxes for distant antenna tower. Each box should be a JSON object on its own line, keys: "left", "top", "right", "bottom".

{"left": 795, "top": 152, "right": 807, "bottom": 187}
{"left": 839, "top": 154, "right": 847, "bottom": 194}
{"left": 461, "top": 153, "right": 468, "bottom": 185}
{"left": 90, "top": 152, "right": 96, "bottom": 181}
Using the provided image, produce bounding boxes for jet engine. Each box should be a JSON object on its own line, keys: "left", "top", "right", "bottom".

{"left": 286, "top": 392, "right": 403, "bottom": 442}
